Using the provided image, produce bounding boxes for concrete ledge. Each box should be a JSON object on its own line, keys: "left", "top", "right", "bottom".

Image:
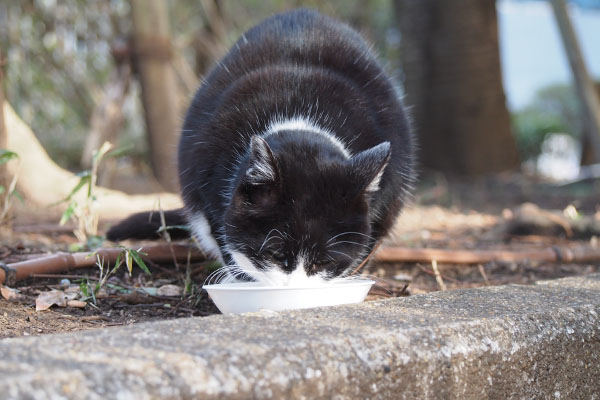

{"left": 1, "top": 274, "right": 599, "bottom": 399}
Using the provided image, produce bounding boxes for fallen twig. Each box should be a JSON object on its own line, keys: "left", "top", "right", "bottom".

{"left": 431, "top": 260, "right": 447, "bottom": 291}
{"left": 30, "top": 274, "right": 91, "bottom": 280}
{"left": 415, "top": 264, "right": 461, "bottom": 283}
{"left": 478, "top": 264, "right": 491, "bottom": 286}
{"left": 374, "top": 245, "right": 600, "bottom": 265}
{"left": 0, "top": 244, "right": 205, "bottom": 285}
{"left": 80, "top": 315, "right": 110, "bottom": 322}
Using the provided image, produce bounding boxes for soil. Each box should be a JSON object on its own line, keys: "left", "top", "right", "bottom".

{"left": 1, "top": 174, "right": 599, "bottom": 339}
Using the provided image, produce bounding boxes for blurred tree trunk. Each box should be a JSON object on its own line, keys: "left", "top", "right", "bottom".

{"left": 582, "top": 82, "right": 600, "bottom": 165}
{"left": 0, "top": 50, "right": 5, "bottom": 147}
{"left": 80, "top": 62, "right": 130, "bottom": 169}
{"left": 194, "top": 0, "right": 227, "bottom": 77}
{"left": 395, "top": 0, "right": 520, "bottom": 175}
{"left": 130, "top": 0, "right": 180, "bottom": 192}
{"left": 0, "top": 48, "right": 7, "bottom": 191}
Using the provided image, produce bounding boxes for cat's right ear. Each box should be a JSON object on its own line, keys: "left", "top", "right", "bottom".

{"left": 245, "top": 136, "right": 279, "bottom": 186}
{"left": 237, "top": 136, "right": 280, "bottom": 209}
{"left": 349, "top": 141, "right": 391, "bottom": 193}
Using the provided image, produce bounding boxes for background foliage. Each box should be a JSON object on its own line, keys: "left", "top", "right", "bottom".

{"left": 1, "top": 0, "right": 398, "bottom": 172}
{"left": 0, "top": 0, "right": 596, "bottom": 176}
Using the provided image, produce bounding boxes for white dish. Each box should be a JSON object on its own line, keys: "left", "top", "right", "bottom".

{"left": 203, "top": 279, "right": 375, "bottom": 314}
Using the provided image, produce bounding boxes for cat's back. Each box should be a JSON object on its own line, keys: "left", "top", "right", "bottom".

{"left": 234, "top": 8, "right": 372, "bottom": 66}
{"left": 197, "top": 9, "right": 379, "bottom": 96}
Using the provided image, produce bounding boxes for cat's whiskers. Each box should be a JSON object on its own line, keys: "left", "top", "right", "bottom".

{"left": 221, "top": 269, "right": 250, "bottom": 284}
{"left": 259, "top": 236, "right": 282, "bottom": 254}
{"left": 326, "top": 231, "right": 376, "bottom": 244}
{"left": 326, "top": 240, "right": 371, "bottom": 249}
{"left": 327, "top": 249, "right": 353, "bottom": 260}
{"left": 203, "top": 266, "right": 226, "bottom": 285}
{"left": 204, "top": 267, "right": 231, "bottom": 285}
{"left": 258, "top": 228, "right": 284, "bottom": 254}
{"left": 203, "top": 264, "right": 249, "bottom": 286}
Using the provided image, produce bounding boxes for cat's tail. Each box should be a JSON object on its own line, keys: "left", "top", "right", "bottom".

{"left": 106, "top": 208, "right": 190, "bottom": 241}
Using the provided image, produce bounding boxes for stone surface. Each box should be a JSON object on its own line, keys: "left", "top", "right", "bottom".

{"left": 1, "top": 274, "right": 600, "bottom": 399}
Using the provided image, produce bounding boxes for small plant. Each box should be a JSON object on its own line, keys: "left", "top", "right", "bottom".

{"left": 57, "top": 141, "right": 111, "bottom": 243}
{"left": 79, "top": 246, "right": 151, "bottom": 305}
{"left": 155, "top": 204, "right": 195, "bottom": 271}
{"left": 56, "top": 142, "right": 129, "bottom": 247}
{"left": 0, "top": 149, "right": 22, "bottom": 224}
{"left": 153, "top": 206, "right": 215, "bottom": 304}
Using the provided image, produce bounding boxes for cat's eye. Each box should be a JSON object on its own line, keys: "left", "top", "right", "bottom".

{"left": 269, "top": 250, "right": 286, "bottom": 262}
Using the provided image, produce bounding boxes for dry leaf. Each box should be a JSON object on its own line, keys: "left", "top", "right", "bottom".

{"left": 1, "top": 285, "right": 23, "bottom": 301}
{"left": 157, "top": 284, "right": 182, "bottom": 297}
{"left": 36, "top": 290, "right": 78, "bottom": 311}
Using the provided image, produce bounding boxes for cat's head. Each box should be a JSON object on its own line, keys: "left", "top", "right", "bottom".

{"left": 223, "top": 134, "right": 390, "bottom": 286}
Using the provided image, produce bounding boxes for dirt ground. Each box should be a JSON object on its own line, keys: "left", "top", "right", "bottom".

{"left": 1, "top": 174, "right": 599, "bottom": 339}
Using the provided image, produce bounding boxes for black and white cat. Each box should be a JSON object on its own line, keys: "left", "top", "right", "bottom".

{"left": 107, "top": 9, "right": 415, "bottom": 286}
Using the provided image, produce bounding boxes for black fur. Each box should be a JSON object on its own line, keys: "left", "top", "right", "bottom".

{"left": 109, "top": 9, "right": 415, "bottom": 284}
{"left": 106, "top": 209, "right": 188, "bottom": 241}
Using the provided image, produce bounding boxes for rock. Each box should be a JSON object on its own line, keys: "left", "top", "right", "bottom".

{"left": 156, "top": 284, "right": 182, "bottom": 296}
{"left": 393, "top": 272, "right": 412, "bottom": 281}
{"left": 1, "top": 274, "right": 599, "bottom": 399}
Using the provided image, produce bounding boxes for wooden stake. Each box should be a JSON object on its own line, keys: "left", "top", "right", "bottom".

{"left": 551, "top": 0, "right": 600, "bottom": 162}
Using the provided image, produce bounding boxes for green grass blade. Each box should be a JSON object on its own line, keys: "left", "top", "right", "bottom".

{"left": 130, "top": 250, "right": 151, "bottom": 275}
{"left": 0, "top": 150, "right": 19, "bottom": 165}
{"left": 59, "top": 202, "right": 76, "bottom": 225}
{"left": 10, "top": 190, "right": 24, "bottom": 203}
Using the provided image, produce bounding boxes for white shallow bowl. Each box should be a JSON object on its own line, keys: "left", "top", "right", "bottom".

{"left": 203, "top": 279, "right": 375, "bottom": 314}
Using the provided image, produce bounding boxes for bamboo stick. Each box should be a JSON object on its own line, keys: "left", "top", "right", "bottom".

{"left": 3, "top": 243, "right": 600, "bottom": 286}
{"left": 374, "top": 245, "right": 600, "bottom": 264}
{"left": 0, "top": 244, "right": 205, "bottom": 285}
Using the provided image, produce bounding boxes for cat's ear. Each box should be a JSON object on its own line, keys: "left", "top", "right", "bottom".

{"left": 245, "top": 135, "right": 279, "bottom": 186}
{"left": 349, "top": 142, "right": 391, "bottom": 193}
{"left": 238, "top": 136, "right": 280, "bottom": 209}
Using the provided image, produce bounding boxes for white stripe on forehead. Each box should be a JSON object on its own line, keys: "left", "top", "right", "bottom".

{"left": 264, "top": 116, "right": 351, "bottom": 159}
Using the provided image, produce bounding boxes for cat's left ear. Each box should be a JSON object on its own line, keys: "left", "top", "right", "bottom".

{"left": 245, "top": 135, "right": 279, "bottom": 186}
{"left": 349, "top": 142, "right": 391, "bottom": 193}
